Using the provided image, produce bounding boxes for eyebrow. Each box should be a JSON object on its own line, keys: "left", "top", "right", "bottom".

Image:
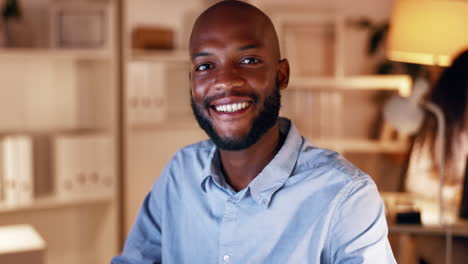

{"left": 192, "top": 51, "right": 213, "bottom": 59}
{"left": 191, "top": 44, "right": 260, "bottom": 59}
{"left": 239, "top": 44, "right": 259, "bottom": 51}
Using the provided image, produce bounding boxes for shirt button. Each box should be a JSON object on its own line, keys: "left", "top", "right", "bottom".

{"left": 223, "top": 255, "right": 230, "bottom": 262}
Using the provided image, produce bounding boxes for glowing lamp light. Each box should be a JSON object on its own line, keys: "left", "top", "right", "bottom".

{"left": 387, "top": 0, "right": 468, "bottom": 66}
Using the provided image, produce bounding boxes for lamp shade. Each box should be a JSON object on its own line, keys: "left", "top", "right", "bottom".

{"left": 383, "top": 78, "right": 429, "bottom": 135}
{"left": 387, "top": 0, "right": 468, "bottom": 66}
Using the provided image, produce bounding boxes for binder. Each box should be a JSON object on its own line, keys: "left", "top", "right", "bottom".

{"left": 1, "top": 136, "right": 33, "bottom": 206}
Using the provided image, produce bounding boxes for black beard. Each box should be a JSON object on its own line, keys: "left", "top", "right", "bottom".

{"left": 191, "top": 85, "right": 281, "bottom": 151}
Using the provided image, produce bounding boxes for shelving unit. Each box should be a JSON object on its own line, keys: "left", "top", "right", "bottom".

{"left": 0, "top": 0, "right": 121, "bottom": 263}
{"left": 283, "top": 75, "right": 411, "bottom": 154}
{"left": 0, "top": 193, "right": 114, "bottom": 215}
{"left": 0, "top": 48, "right": 113, "bottom": 60}
{"left": 121, "top": 0, "right": 215, "bottom": 236}
{"left": 124, "top": 50, "right": 206, "bottom": 233}
{"left": 271, "top": 10, "right": 411, "bottom": 152}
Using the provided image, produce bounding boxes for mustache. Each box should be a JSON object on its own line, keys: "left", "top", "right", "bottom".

{"left": 202, "top": 90, "right": 259, "bottom": 108}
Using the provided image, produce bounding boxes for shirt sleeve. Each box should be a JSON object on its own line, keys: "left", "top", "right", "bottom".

{"left": 111, "top": 173, "right": 167, "bottom": 264}
{"left": 328, "top": 179, "right": 396, "bottom": 264}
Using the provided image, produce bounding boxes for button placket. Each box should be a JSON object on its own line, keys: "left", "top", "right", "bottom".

{"left": 219, "top": 199, "right": 238, "bottom": 264}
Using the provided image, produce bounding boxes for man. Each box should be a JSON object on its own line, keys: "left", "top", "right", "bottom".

{"left": 113, "top": 1, "right": 396, "bottom": 263}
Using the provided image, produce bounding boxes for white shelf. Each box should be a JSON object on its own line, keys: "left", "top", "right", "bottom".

{"left": 130, "top": 49, "right": 189, "bottom": 63}
{"left": 311, "top": 138, "right": 408, "bottom": 153}
{"left": 129, "top": 115, "right": 199, "bottom": 131}
{"left": 288, "top": 75, "right": 412, "bottom": 97}
{"left": 0, "top": 128, "right": 112, "bottom": 137}
{"left": 0, "top": 193, "right": 114, "bottom": 215}
{"left": 0, "top": 48, "right": 113, "bottom": 60}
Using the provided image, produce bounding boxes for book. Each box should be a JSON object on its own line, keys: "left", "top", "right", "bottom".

{"left": 17, "top": 136, "right": 34, "bottom": 205}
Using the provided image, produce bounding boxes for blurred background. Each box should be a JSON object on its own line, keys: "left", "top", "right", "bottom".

{"left": 0, "top": 0, "right": 466, "bottom": 263}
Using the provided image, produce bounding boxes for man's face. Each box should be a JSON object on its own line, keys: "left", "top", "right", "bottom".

{"left": 189, "top": 13, "right": 286, "bottom": 150}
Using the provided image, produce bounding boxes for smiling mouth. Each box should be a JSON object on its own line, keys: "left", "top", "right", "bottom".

{"left": 212, "top": 102, "right": 252, "bottom": 113}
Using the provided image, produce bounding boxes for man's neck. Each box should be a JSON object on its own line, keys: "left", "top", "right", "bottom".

{"left": 219, "top": 122, "right": 284, "bottom": 192}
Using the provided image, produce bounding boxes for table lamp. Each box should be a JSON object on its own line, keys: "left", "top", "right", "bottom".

{"left": 387, "top": 0, "right": 468, "bottom": 67}
{"left": 384, "top": 0, "right": 468, "bottom": 226}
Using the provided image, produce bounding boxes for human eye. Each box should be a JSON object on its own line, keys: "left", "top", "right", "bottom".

{"left": 240, "top": 57, "right": 261, "bottom": 64}
{"left": 195, "top": 63, "right": 213, "bottom": 71}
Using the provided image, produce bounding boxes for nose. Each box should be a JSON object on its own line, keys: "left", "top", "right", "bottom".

{"left": 212, "top": 65, "right": 245, "bottom": 91}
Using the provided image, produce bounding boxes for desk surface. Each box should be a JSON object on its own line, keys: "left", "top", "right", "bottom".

{"left": 389, "top": 221, "right": 468, "bottom": 237}
{"left": 381, "top": 192, "right": 468, "bottom": 237}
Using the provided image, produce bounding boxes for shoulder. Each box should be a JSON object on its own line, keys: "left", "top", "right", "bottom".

{"left": 168, "top": 139, "right": 215, "bottom": 166}
{"left": 295, "top": 138, "right": 371, "bottom": 184}
{"left": 149, "top": 138, "right": 215, "bottom": 198}
{"left": 292, "top": 137, "right": 378, "bottom": 217}
{"left": 155, "top": 139, "right": 215, "bottom": 186}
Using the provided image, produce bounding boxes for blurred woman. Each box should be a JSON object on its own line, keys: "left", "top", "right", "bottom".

{"left": 406, "top": 50, "right": 468, "bottom": 210}
{"left": 405, "top": 49, "right": 468, "bottom": 264}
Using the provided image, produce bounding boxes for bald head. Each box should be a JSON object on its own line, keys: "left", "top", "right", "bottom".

{"left": 189, "top": 0, "right": 281, "bottom": 60}
{"left": 188, "top": 1, "right": 290, "bottom": 151}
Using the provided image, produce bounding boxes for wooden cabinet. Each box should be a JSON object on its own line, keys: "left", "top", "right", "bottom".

{"left": 0, "top": 1, "right": 121, "bottom": 263}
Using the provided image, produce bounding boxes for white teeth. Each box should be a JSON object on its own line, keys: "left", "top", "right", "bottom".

{"left": 215, "top": 102, "right": 250, "bottom": 113}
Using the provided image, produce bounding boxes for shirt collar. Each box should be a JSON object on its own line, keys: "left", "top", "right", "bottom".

{"left": 201, "top": 144, "right": 218, "bottom": 191}
{"left": 200, "top": 117, "right": 303, "bottom": 208}
{"left": 248, "top": 118, "right": 303, "bottom": 208}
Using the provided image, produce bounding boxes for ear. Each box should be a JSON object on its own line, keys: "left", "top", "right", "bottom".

{"left": 277, "top": 59, "right": 290, "bottom": 90}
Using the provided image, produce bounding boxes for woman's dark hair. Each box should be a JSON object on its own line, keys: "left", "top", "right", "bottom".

{"left": 414, "top": 49, "right": 468, "bottom": 182}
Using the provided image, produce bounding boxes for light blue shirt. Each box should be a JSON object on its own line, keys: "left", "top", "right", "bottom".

{"left": 113, "top": 118, "right": 396, "bottom": 264}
